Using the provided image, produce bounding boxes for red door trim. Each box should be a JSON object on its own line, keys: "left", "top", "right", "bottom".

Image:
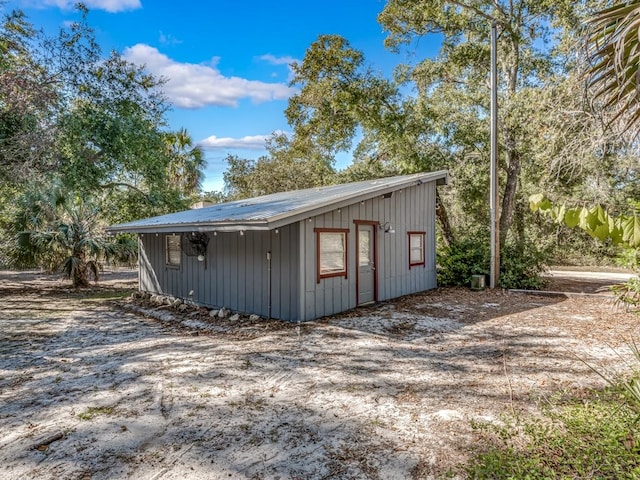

{"left": 353, "top": 220, "right": 379, "bottom": 305}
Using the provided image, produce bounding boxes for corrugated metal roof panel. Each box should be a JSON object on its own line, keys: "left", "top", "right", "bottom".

{"left": 107, "top": 170, "right": 448, "bottom": 233}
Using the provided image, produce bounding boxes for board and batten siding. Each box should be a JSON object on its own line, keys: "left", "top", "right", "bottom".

{"left": 138, "top": 223, "right": 300, "bottom": 320}
{"left": 299, "top": 180, "right": 437, "bottom": 321}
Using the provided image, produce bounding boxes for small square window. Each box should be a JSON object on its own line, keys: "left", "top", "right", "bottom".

{"left": 408, "top": 232, "right": 425, "bottom": 268}
{"left": 315, "top": 228, "right": 349, "bottom": 283}
{"left": 166, "top": 234, "right": 181, "bottom": 267}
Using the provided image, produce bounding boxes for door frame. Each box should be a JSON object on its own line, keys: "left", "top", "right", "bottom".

{"left": 354, "top": 220, "right": 379, "bottom": 305}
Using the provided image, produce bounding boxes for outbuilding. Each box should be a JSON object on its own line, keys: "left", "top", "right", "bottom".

{"left": 108, "top": 170, "right": 448, "bottom": 321}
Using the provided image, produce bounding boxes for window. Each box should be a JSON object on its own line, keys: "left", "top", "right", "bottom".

{"left": 315, "top": 228, "right": 349, "bottom": 283}
{"left": 165, "top": 234, "right": 181, "bottom": 267}
{"left": 408, "top": 231, "right": 425, "bottom": 268}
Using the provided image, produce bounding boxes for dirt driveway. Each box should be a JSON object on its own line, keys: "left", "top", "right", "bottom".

{"left": 0, "top": 270, "right": 638, "bottom": 479}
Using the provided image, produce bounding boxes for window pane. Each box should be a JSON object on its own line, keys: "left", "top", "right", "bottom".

{"left": 166, "top": 235, "right": 181, "bottom": 266}
{"left": 409, "top": 234, "right": 424, "bottom": 264}
{"left": 358, "top": 230, "right": 370, "bottom": 266}
{"left": 320, "top": 232, "right": 345, "bottom": 274}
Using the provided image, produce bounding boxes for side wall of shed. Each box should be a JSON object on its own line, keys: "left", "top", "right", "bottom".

{"left": 138, "top": 223, "right": 300, "bottom": 320}
{"left": 299, "top": 181, "right": 437, "bottom": 321}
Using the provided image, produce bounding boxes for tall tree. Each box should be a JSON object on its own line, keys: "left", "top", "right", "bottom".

{"left": 281, "top": 34, "right": 456, "bottom": 243}
{"left": 164, "top": 128, "right": 205, "bottom": 195}
{"left": 378, "top": 0, "right": 584, "bottom": 244}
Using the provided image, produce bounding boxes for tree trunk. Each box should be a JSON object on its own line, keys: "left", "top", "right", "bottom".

{"left": 72, "top": 252, "right": 90, "bottom": 288}
{"left": 436, "top": 189, "right": 455, "bottom": 246}
{"left": 499, "top": 145, "right": 521, "bottom": 245}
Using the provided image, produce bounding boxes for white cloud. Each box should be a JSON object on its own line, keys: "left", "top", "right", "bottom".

{"left": 34, "top": 0, "right": 141, "bottom": 12}
{"left": 159, "top": 31, "right": 182, "bottom": 46}
{"left": 197, "top": 134, "right": 272, "bottom": 150}
{"left": 258, "top": 54, "right": 298, "bottom": 67}
{"left": 259, "top": 54, "right": 299, "bottom": 81}
{"left": 122, "top": 44, "right": 296, "bottom": 109}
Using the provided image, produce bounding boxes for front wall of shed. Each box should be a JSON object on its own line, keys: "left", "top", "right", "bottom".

{"left": 138, "top": 224, "right": 300, "bottom": 320}
{"left": 300, "top": 181, "right": 437, "bottom": 321}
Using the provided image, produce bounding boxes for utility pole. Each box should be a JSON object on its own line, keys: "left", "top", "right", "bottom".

{"left": 490, "top": 22, "right": 500, "bottom": 288}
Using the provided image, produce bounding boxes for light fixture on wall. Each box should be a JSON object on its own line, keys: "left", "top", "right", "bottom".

{"left": 197, "top": 255, "right": 205, "bottom": 262}
{"left": 380, "top": 222, "right": 395, "bottom": 233}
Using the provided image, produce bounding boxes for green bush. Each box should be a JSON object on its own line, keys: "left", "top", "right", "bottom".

{"left": 498, "top": 242, "right": 549, "bottom": 290}
{"left": 437, "top": 237, "right": 548, "bottom": 289}
{"left": 437, "top": 238, "right": 489, "bottom": 287}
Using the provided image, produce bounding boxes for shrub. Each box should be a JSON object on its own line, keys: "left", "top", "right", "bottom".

{"left": 437, "top": 237, "right": 548, "bottom": 289}
{"left": 437, "top": 238, "right": 489, "bottom": 287}
{"left": 498, "top": 241, "right": 549, "bottom": 290}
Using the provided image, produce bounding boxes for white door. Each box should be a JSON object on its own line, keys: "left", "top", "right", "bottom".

{"left": 357, "top": 223, "right": 376, "bottom": 305}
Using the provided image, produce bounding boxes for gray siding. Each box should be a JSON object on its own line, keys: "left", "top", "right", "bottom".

{"left": 300, "top": 181, "right": 437, "bottom": 321}
{"left": 138, "top": 223, "right": 300, "bottom": 321}
{"left": 137, "top": 180, "right": 438, "bottom": 322}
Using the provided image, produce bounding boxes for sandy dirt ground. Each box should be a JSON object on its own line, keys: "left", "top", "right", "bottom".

{"left": 0, "top": 269, "right": 638, "bottom": 479}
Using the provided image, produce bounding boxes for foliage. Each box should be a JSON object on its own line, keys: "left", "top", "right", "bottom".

{"left": 611, "top": 277, "right": 640, "bottom": 312}
{"left": 498, "top": 241, "right": 549, "bottom": 290}
{"left": 530, "top": 193, "right": 640, "bottom": 248}
{"left": 464, "top": 384, "right": 640, "bottom": 479}
{"left": 616, "top": 246, "right": 640, "bottom": 270}
{"left": 163, "top": 128, "right": 205, "bottom": 196}
{"left": 437, "top": 236, "right": 489, "bottom": 287}
{"left": 0, "top": 6, "right": 205, "bottom": 277}
{"left": 437, "top": 234, "right": 548, "bottom": 289}
{"left": 222, "top": 132, "right": 336, "bottom": 199}
{"left": 586, "top": 1, "right": 640, "bottom": 135}
{"left": 10, "top": 186, "right": 137, "bottom": 287}
{"left": 378, "top": 0, "right": 586, "bottom": 245}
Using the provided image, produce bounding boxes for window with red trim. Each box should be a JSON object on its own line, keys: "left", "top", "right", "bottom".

{"left": 408, "top": 231, "right": 425, "bottom": 268}
{"left": 315, "top": 228, "right": 349, "bottom": 282}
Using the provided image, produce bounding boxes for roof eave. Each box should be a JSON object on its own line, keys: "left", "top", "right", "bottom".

{"left": 106, "top": 220, "right": 271, "bottom": 235}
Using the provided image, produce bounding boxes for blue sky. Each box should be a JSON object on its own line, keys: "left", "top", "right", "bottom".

{"left": 6, "top": 0, "right": 440, "bottom": 192}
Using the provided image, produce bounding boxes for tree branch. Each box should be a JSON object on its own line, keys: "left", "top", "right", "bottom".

{"left": 447, "top": 0, "right": 499, "bottom": 24}
{"left": 99, "top": 182, "right": 149, "bottom": 197}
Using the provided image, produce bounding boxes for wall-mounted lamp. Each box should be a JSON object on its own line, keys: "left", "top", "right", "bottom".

{"left": 197, "top": 255, "right": 205, "bottom": 262}
{"left": 239, "top": 231, "right": 244, "bottom": 236}
{"left": 379, "top": 222, "right": 395, "bottom": 234}
{"left": 275, "top": 228, "right": 279, "bottom": 234}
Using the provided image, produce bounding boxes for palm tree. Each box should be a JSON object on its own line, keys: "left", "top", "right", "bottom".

{"left": 164, "top": 128, "right": 206, "bottom": 195}
{"left": 586, "top": 1, "right": 640, "bottom": 135}
{"left": 20, "top": 189, "right": 137, "bottom": 288}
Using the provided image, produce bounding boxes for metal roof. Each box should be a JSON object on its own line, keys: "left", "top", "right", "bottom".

{"left": 107, "top": 170, "right": 448, "bottom": 234}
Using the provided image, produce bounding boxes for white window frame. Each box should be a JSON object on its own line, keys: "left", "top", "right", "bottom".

{"left": 408, "top": 231, "right": 425, "bottom": 269}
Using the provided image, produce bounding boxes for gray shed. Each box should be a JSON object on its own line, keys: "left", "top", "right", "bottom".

{"left": 108, "top": 170, "right": 448, "bottom": 321}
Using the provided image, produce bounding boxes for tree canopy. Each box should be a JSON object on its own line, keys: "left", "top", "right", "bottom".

{"left": 0, "top": 5, "right": 206, "bottom": 273}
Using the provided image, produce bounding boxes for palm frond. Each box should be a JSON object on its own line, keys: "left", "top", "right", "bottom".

{"left": 586, "top": 0, "right": 640, "bottom": 135}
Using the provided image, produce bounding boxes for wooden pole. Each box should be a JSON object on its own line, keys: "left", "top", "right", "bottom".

{"left": 490, "top": 22, "right": 500, "bottom": 288}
